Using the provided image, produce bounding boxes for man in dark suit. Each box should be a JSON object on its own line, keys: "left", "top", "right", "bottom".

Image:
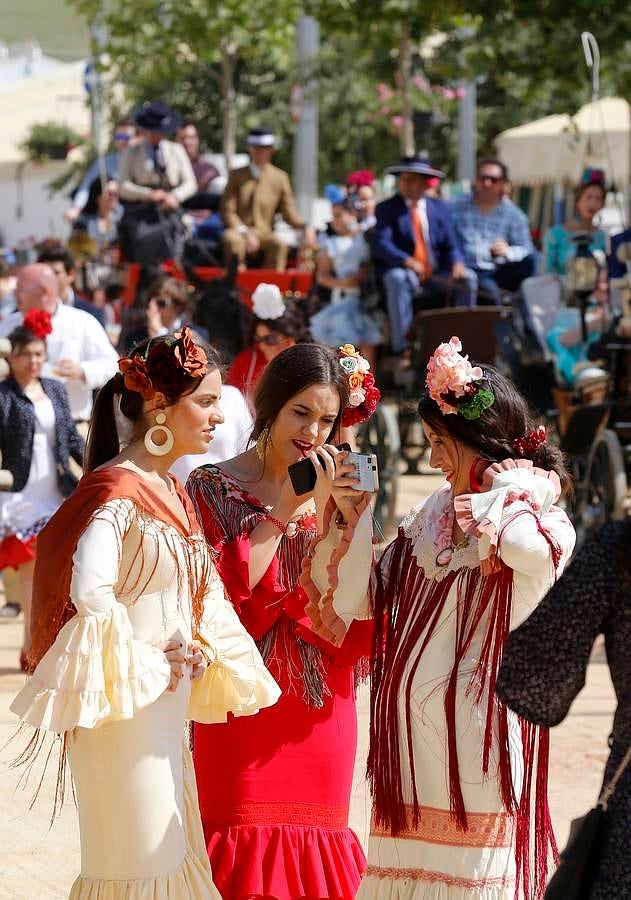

{"left": 37, "top": 245, "right": 106, "bottom": 326}
{"left": 373, "top": 156, "right": 466, "bottom": 354}
{"left": 123, "top": 273, "right": 209, "bottom": 351}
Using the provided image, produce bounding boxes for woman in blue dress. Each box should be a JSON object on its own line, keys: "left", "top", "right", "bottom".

{"left": 543, "top": 167, "right": 607, "bottom": 279}
{"left": 310, "top": 198, "right": 383, "bottom": 366}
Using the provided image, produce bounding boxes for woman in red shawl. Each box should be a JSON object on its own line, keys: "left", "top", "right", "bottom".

{"left": 11, "top": 330, "right": 279, "bottom": 899}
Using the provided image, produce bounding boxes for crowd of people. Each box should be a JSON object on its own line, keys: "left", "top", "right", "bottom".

{"left": 0, "top": 98, "right": 629, "bottom": 900}
{"left": 4, "top": 321, "right": 627, "bottom": 900}
{"left": 3, "top": 97, "right": 623, "bottom": 381}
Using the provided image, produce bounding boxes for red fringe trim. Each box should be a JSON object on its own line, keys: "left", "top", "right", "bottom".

{"left": 369, "top": 528, "right": 558, "bottom": 899}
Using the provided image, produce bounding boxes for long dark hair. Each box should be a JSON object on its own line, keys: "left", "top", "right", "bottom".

{"left": 85, "top": 334, "right": 221, "bottom": 472}
{"left": 418, "top": 364, "right": 571, "bottom": 495}
{"left": 251, "top": 343, "right": 349, "bottom": 453}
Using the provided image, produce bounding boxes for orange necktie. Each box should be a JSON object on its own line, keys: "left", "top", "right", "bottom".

{"left": 411, "top": 203, "right": 432, "bottom": 280}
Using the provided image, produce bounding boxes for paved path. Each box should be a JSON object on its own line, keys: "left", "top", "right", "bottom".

{"left": 0, "top": 472, "right": 616, "bottom": 897}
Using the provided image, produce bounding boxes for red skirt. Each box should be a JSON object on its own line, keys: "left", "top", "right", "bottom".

{"left": 0, "top": 534, "right": 36, "bottom": 570}
{"left": 194, "top": 661, "right": 366, "bottom": 899}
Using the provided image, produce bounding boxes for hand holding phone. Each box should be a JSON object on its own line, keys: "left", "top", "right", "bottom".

{"left": 288, "top": 443, "right": 351, "bottom": 496}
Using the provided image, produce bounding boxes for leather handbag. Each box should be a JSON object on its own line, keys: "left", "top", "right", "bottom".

{"left": 544, "top": 744, "right": 631, "bottom": 899}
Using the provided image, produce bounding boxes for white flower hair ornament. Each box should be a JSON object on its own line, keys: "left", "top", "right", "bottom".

{"left": 425, "top": 335, "right": 494, "bottom": 420}
{"left": 251, "top": 283, "right": 286, "bottom": 321}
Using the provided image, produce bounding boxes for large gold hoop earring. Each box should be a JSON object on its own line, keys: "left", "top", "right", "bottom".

{"left": 256, "top": 426, "right": 270, "bottom": 462}
{"left": 144, "top": 411, "right": 174, "bottom": 456}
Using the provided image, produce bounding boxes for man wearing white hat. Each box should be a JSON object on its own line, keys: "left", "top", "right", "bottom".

{"left": 221, "top": 128, "right": 315, "bottom": 271}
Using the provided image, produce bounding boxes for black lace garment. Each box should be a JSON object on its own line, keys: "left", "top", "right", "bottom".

{"left": 497, "top": 519, "right": 631, "bottom": 898}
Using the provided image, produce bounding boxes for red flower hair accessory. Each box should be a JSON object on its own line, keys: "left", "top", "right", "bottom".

{"left": 346, "top": 169, "right": 375, "bottom": 188}
{"left": 512, "top": 425, "right": 547, "bottom": 457}
{"left": 23, "top": 309, "right": 53, "bottom": 341}
{"left": 338, "top": 343, "right": 381, "bottom": 427}
{"left": 118, "top": 326, "right": 209, "bottom": 400}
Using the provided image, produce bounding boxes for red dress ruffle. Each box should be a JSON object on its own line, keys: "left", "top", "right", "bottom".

{"left": 0, "top": 534, "right": 36, "bottom": 570}
{"left": 188, "top": 466, "right": 370, "bottom": 899}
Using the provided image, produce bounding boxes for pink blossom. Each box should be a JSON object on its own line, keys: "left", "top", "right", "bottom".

{"left": 443, "top": 87, "right": 456, "bottom": 100}
{"left": 391, "top": 115, "right": 403, "bottom": 130}
{"left": 376, "top": 83, "right": 393, "bottom": 101}
{"left": 425, "top": 336, "right": 483, "bottom": 414}
{"left": 413, "top": 74, "right": 430, "bottom": 92}
{"left": 380, "top": 105, "right": 391, "bottom": 115}
{"left": 455, "top": 86, "right": 467, "bottom": 99}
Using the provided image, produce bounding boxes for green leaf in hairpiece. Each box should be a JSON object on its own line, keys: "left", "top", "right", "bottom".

{"left": 459, "top": 389, "right": 495, "bottom": 420}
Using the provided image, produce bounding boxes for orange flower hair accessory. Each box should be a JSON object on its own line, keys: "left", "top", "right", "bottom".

{"left": 118, "top": 326, "right": 209, "bottom": 400}
{"left": 338, "top": 344, "right": 381, "bottom": 426}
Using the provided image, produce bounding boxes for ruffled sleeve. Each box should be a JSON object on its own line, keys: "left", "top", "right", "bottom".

{"left": 10, "top": 499, "right": 171, "bottom": 732}
{"left": 187, "top": 468, "right": 374, "bottom": 660}
{"left": 454, "top": 459, "right": 576, "bottom": 625}
{"left": 301, "top": 496, "right": 373, "bottom": 646}
{"left": 187, "top": 565, "right": 281, "bottom": 723}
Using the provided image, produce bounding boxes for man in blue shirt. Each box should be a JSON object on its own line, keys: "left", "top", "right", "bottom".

{"left": 450, "top": 158, "right": 535, "bottom": 305}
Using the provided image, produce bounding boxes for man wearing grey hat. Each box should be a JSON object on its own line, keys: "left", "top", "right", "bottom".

{"left": 373, "top": 156, "right": 467, "bottom": 354}
{"left": 221, "top": 128, "right": 316, "bottom": 271}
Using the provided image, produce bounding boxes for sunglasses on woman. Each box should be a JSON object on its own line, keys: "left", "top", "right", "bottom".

{"left": 254, "top": 333, "right": 283, "bottom": 346}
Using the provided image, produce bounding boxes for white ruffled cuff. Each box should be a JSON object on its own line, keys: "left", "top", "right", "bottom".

{"left": 187, "top": 598, "right": 281, "bottom": 724}
{"left": 454, "top": 459, "right": 562, "bottom": 574}
{"left": 301, "top": 496, "right": 373, "bottom": 646}
{"left": 10, "top": 604, "right": 171, "bottom": 732}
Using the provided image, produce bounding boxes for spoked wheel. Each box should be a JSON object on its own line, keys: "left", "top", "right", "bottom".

{"left": 356, "top": 402, "right": 401, "bottom": 538}
{"left": 573, "top": 429, "right": 627, "bottom": 546}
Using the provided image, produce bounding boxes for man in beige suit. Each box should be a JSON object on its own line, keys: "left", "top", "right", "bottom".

{"left": 118, "top": 100, "right": 197, "bottom": 208}
{"left": 221, "top": 127, "right": 315, "bottom": 271}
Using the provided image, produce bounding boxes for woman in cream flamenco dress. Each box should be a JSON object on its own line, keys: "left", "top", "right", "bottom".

{"left": 358, "top": 339, "right": 576, "bottom": 900}
{"left": 11, "top": 329, "right": 280, "bottom": 899}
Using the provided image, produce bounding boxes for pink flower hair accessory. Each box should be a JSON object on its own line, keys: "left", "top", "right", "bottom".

{"left": 338, "top": 343, "right": 381, "bottom": 427}
{"left": 425, "top": 336, "right": 494, "bottom": 420}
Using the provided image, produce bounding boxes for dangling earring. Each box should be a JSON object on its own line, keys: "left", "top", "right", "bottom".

{"left": 256, "top": 426, "right": 269, "bottom": 462}
{"left": 144, "top": 411, "right": 174, "bottom": 456}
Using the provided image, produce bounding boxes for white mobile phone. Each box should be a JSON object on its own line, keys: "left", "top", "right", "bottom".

{"left": 345, "top": 451, "right": 379, "bottom": 492}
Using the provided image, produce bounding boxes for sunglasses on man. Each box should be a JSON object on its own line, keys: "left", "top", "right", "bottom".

{"left": 253, "top": 333, "right": 283, "bottom": 346}
{"left": 477, "top": 173, "right": 504, "bottom": 184}
{"left": 154, "top": 297, "right": 173, "bottom": 309}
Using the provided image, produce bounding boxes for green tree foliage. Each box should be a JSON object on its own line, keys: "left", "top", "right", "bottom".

{"left": 67, "top": 0, "right": 631, "bottom": 185}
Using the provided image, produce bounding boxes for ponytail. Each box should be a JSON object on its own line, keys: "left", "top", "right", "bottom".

{"left": 85, "top": 374, "right": 138, "bottom": 472}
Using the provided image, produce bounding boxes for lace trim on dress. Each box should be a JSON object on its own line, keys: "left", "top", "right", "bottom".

{"left": 364, "top": 865, "right": 514, "bottom": 888}
{"left": 370, "top": 804, "right": 512, "bottom": 849}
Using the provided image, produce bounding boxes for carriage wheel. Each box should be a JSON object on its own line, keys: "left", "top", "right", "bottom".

{"left": 574, "top": 429, "right": 627, "bottom": 546}
{"left": 356, "top": 403, "right": 401, "bottom": 538}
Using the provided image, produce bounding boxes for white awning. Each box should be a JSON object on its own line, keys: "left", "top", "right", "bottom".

{"left": 495, "top": 97, "right": 630, "bottom": 187}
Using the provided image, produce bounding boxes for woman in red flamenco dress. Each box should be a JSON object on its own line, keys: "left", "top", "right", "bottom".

{"left": 187, "top": 342, "right": 378, "bottom": 899}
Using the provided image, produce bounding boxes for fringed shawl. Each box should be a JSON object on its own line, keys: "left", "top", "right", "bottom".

{"left": 187, "top": 464, "right": 334, "bottom": 708}
{"left": 28, "top": 465, "right": 208, "bottom": 672}
{"left": 368, "top": 515, "right": 558, "bottom": 900}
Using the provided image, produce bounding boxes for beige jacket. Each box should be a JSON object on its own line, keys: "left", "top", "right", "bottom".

{"left": 118, "top": 140, "right": 197, "bottom": 204}
{"left": 221, "top": 163, "right": 304, "bottom": 233}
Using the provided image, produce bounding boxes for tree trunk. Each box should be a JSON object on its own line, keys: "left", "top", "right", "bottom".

{"left": 398, "top": 26, "right": 414, "bottom": 156}
{"left": 220, "top": 41, "right": 237, "bottom": 171}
